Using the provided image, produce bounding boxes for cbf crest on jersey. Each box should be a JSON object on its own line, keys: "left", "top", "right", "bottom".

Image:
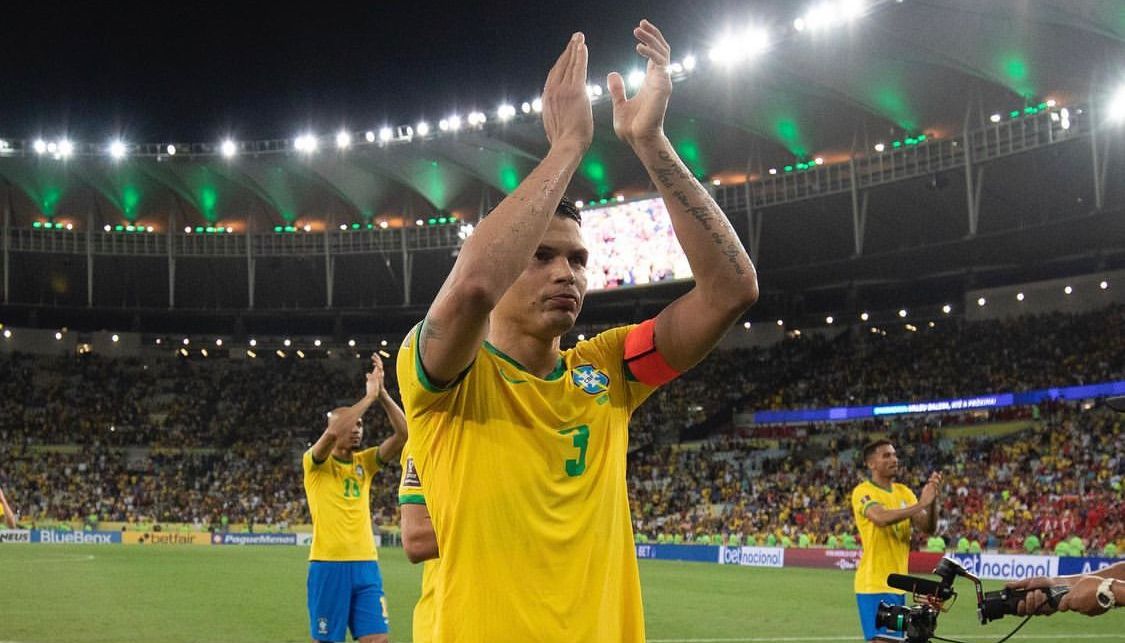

{"left": 571, "top": 364, "right": 610, "bottom": 395}
{"left": 355, "top": 465, "right": 365, "bottom": 479}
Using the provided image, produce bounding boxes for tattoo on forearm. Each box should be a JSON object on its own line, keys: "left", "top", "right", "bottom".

{"left": 419, "top": 319, "right": 442, "bottom": 357}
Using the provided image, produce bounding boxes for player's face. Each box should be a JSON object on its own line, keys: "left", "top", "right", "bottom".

{"left": 494, "top": 216, "right": 589, "bottom": 338}
{"left": 348, "top": 420, "right": 364, "bottom": 451}
{"left": 869, "top": 444, "right": 899, "bottom": 479}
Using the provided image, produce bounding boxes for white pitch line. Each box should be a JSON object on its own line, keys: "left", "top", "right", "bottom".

{"left": 648, "top": 635, "right": 1119, "bottom": 643}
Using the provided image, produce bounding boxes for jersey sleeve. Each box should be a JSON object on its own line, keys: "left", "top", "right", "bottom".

{"left": 303, "top": 449, "right": 322, "bottom": 474}
{"left": 398, "top": 443, "right": 426, "bottom": 506}
{"left": 853, "top": 484, "right": 879, "bottom": 518}
{"left": 901, "top": 485, "right": 919, "bottom": 506}
{"left": 396, "top": 321, "right": 473, "bottom": 414}
{"left": 360, "top": 448, "right": 381, "bottom": 476}
{"left": 582, "top": 325, "right": 660, "bottom": 412}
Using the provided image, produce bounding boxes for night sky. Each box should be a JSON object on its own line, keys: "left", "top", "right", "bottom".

{"left": 1, "top": 0, "right": 746, "bottom": 143}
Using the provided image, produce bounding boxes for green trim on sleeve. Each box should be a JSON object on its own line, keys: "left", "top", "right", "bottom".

{"left": 413, "top": 320, "right": 474, "bottom": 393}
{"left": 398, "top": 494, "right": 427, "bottom": 506}
{"left": 862, "top": 501, "right": 882, "bottom": 516}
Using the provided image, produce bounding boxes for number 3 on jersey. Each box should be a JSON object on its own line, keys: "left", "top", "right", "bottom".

{"left": 558, "top": 425, "right": 589, "bottom": 477}
{"left": 342, "top": 477, "right": 361, "bottom": 498}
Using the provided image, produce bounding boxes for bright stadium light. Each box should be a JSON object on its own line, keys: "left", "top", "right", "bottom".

{"left": 585, "top": 84, "right": 602, "bottom": 98}
{"left": 166, "top": 144, "right": 177, "bottom": 155}
{"left": 33, "top": 139, "right": 47, "bottom": 154}
{"left": 1016, "top": 292, "right": 1025, "bottom": 301}
{"left": 682, "top": 54, "right": 697, "bottom": 71}
{"left": 2, "top": 329, "right": 10, "bottom": 339}
{"left": 439, "top": 119, "right": 450, "bottom": 132}
{"left": 521, "top": 102, "right": 532, "bottom": 114}
{"left": 942, "top": 304, "right": 952, "bottom": 314}
{"left": 841, "top": 0, "right": 866, "bottom": 21}
{"left": 1100, "top": 280, "right": 1109, "bottom": 290}
{"left": 365, "top": 130, "right": 376, "bottom": 143}
{"left": 339, "top": 224, "right": 348, "bottom": 230}
{"left": 532, "top": 98, "right": 543, "bottom": 113}
{"left": 793, "top": 17, "right": 806, "bottom": 31}
{"left": 575, "top": 200, "right": 584, "bottom": 208}
{"left": 977, "top": 297, "right": 987, "bottom": 307}
{"left": 743, "top": 321, "right": 751, "bottom": 329}
{"left": 104, "top": 224, "right": 112, "bottom": 232}
{"left": 294, "top": 133, "right": 318, "bottom": 153}
{"left": 825, "top": 316, "right": 834, "bottom": 324}
{"left": 182, "top": 337, "right": 190, "bottom": 345}
{"left": 303, "top": 224, "right": 312, "bottom": 232}
{"left": 708, "top": 27, "right": 769, "bottom": 66}
{"left": 627, "top": 70, "right": 646, "bottom": 89}
{"left": 108, "top": 140, "right": 127, "bottom": 160}
{"left": 378, "top": 221, "right": 389, "bottom": 229}
{"left": 283, "top": 338, "right": 292, "bottom": 347}
{"left": 448, "top": 115, "right": 462, "bottom": 131}
{"left": 776, "top": 319, "right": 784, "bottom": 326}
{"left": 768, "top": 168, "right": 778, "bottom": 175}
{"left": 249, "top": 338, "right": 257, "bottom": 347}
{"left": 111, "top": 334, "right": 120, "bottom": 343}
{"left": 58, "top": 139, "right": 74, "bottom": 158}
{"left": 54, "top": 331, "right": 63, "bottom": 341}
{"left": 577, "top": 334, "right": 586, "bottom": 341}
{"left": 348, "top": 339, "right": 356, "bottom": 347}
{"left": 1064, "top": 285, "right": 1073, "bottom": 295}
{"left": 990, "top": 113, "right": 1002, "bottom": 123}
{"left": 814, "top": 157, "right": 824, "bottom": 165}
{"left": 184, "top": 226, "right": 192, "bottom": 233}
{"left": 415, "top": 219, "right": 424, "bottom": 226}
{"left": 380, "top": 340, "right": 388, "bottom": 347}
{"left": 336, "top": 130, "right": 352, "bottom": 149}
{"left": 1108, "top": 86, "right": 1125, "bottom": 122}
{"left": 860, "top": 312, "right": 869, "bottom": 321}
{"left": 898, "top": 309, "right": 908, "bottom": 318}
{"left": 379, "top": 127, "right": 393, "bottom": 143}
{"left": 221, "top": 139, "right": 237, "bottom": 158}
{"left": 416, "top": 121, "right": 431, "bottom": 137}
{"left": 874, "top": 143, "right": 885, "bottom": 152}
{"left": 497, "top": 104, "right": 517, "bottom": 121}
{"left": 215, "top": 339, "right": 223, "bottom": 347}
{"left": 314, "top": 339, "right": 322, "bottom": 347}
{"left": 468, "top": 111, "right": 486, "bottom": 127}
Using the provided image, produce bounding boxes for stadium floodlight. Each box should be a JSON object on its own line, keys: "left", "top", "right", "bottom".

{"left": 448, "top": 115, "right": 462, "bottom": 131}
{"left": 1108, "top": 86, "right": 1125, "bottom": 123}
{"left": 1046, "top": 99, "right": 1056, "bottom": 107}
{"left": 497, "top": 104, "right": 517, "bottom": 121}
{"left": 898, "top": 308, "right": 908, "bottom": 318}
{"left": 1064, "top": 285, "right": 1073, "bottom": 295}
{"left": 627, "top": 70, "right": 646, "bottom": 89}
{"left": 201, "top": 348, "right": 209, "bottom": 358}
{"left": 294, "top": 133, "right": 318, "bottom": 154}
{"left": 339, "top": 224, "right": 348, "bottom": 231}
{"left": 711, "top": 179, "right": 721, "bottom": 186}
{"left": 415, "top": 121, "right": 430, "bottom": 137}
{"left": 247, "top": 350, "right": 257, "bottom": 359}
{"left": 585, "top": 84, "right": 602, "bottom": 98}
{"left": 364, "top": 130, "right": 376, "bottom": 143}
{"left": 314, "top": 339, "right": 322, "bottom": 347}
{"left": 521, "top": 102, "right": 532, "bottom": 114}
{"left": 1016, "top": 292, "right": 1025, "bottom": 301}
{"left": 249, "top": 338, "right": 257, "bottom": 347}
{"left": 379, "top": 221, "right": 389, "bottom": 229}
{"left": 348, "top": 339, "right": 356, "bottom": 347}
{"left": 776, "top": 319, "right": 784, "bottom": 326}
{"left": 841, "top": 0, "right": 866, "bottom": 21}
{"left": 2, "top": 329, "right": 9, "bottom": 339}
{"left": 220, "top": 139, "right": 237, "bottom": 158}
{"left": 215, "top": 339, "right": 223, "bottom": 347}
{"left": 184, "top": 226, "right": 192, "bottom": 233}
{"left": 108, "top": 140, "right": 127, "bottom": 160}
{"left": 990, "top": 113, "right": 1002, "bottom": 123}
{"left": 532, "top": 98, "right": 543, "bottom": 113}
{"left": 415, "top": 219, "right": 424, "bottom": 226}
{"left": 439, "top": 119, "right": 450, "bottom": 132}
{"left": 825, "top": 316, "right": 834, "bottom": 324}
{"left": 743, "top": 321, "right": 751, "bottom": 329}
{"left": 669, "top": 61, "right": 683, "bottom": 74}
{"left": 166, "top": 144, "right": 177, "bottom": 155}
{"left": 58, "top": 139, "right": 74, "bottom": 158}
{"left": 860, "top": 312, "right": 869, "bottom": 321}
{"left": 942, "top": 304, "right": 952, "bottom": 314}
{"left": 577, "top": 334, "right": 586, "bottom": 341}
{"left": 814, "top": 157, "right": 824, "bottom": 165}
{"left": 468, "top": 111, "right": 486, "bottom": 126}
{"left": 1101, "top": 280, "right": 1109, "bottom": 290}
{"left": 373, "top": 127, "right": 390, "bottom": 143}
{"left": 336, "top": 130, "right": 351, "bottom": 149}
{"left": 682, "top": 54, "right": 697, "bottom": 71}
{"left": 33, "top": 139, "right": 47, "bottom": 154}
{"left": 225, "top": 226, "right": 232, "bottom": 233}
{"left": 296, "top": 350, "right": 305, "bottom": 359}
{"left": 55, "top": 331, "right": 63, "bottom": 341}
{"left": 708, "top": 27, "right": 769, "bottom": 66}
{"left": 874, "top": 143, "right": 885, "bottom": 152}
{"left": 283, "top": 338, "right": 292, "bottom": 347}
{"left": 768, "top": 168, "right": 778, "bottom": 175}
{"left": 111, "top": 334, "right": 120, "bottom": 343}
{"left": 182, "top": 337, "right": 190, "bottom": 345}
{"left": 977, "top": 297, "right": 987, "bottom": 307}
{"left": 616, "top": 194, "right": 625, "bottom": 202}
{"left": 303, "top": 224, "right": 312, "bottom": 232}
{"left": 103, "top": 224, "right": 112, "bottom": 232}
{"left": 575, "top": 200, "right": 584, "bottom": 208}
{"left": 380, "top": 339, "right": 388, "bottom": 347}
{"left": 66, "top": 223, "right": 73, "bottom": 230}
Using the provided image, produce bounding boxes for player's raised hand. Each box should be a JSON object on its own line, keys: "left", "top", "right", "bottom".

{"left": 607, "top": 19, "right": 673, "bottom": 146}
{"left": 365, "top": 353, "right": 384, "bottom": 401}
{"left": 541, "top": 32, "right": 593, "bottom": 152}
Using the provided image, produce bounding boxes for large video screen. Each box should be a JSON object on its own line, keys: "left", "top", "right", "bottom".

{"left": 580, "top": 196, "right": 692, "bottom": 291}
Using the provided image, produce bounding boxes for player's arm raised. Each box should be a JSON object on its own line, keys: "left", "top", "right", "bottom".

{"left": 0, "top": 487, "right": 17, "bottom": 529}
{"left": 376, "top": 384, "right": 408, "bottom": 464}
{"left": 309, "top": 356, "right": 382, "bottom": 464}
{"left": 418, "top": 33, "right": 593, "bottom": 386}
{"left": 866, "top": 479, "right": 938, "bottom": 529}
{"left": 607, "top": 21, "right": 758, "bottom": 372}
{"left": 909, "top": 472, "right": 941, "bottom": 533}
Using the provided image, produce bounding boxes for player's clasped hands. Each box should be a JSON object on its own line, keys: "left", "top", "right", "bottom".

{"left": 607, "top": 19, "right": 673, "bottom": 146}
{"left": 541, "top": 32, "right": 594, "bottom": 152}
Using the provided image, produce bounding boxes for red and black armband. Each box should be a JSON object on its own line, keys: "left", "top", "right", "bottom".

{"left": 623, "top": 318, "right": 681, "bottom": 387}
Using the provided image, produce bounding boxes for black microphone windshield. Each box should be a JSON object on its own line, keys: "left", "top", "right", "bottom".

{"left": 887, "top": 573, "right": 943, "bottom": 596}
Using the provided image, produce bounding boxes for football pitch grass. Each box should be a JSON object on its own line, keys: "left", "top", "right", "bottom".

{"left": 0, "top": 544, "right": 1117, "bottom": 642}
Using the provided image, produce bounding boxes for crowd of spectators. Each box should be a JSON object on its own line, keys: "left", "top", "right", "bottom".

{"left": 0, "top": 305, "right": 1121, "bottom": 555}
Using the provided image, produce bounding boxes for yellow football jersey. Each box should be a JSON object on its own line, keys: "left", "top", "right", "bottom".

{"left": 399, "top": 442, "right": 437, "bottom": 643}
{"left": 851, "top": 479, "right": 918, "bottom": 593}
{"left": 397, "top": 323, "right": 656, "bottom": 642}
{"left": 303, "top": 447, "right": 381, "bottom": 561}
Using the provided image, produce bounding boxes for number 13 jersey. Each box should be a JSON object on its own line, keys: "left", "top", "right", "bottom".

{"left": 398, "top": 323, "right": 658, "bottom": 643}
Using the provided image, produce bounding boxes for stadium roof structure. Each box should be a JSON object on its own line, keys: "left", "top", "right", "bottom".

{"left": 1, "top": 0, "right": 1124, "bottom": 327}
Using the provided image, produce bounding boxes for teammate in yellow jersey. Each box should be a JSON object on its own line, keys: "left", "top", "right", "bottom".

{"left": 396, "top": 20, "right": 759, "bottom": 643}
{"left": 398, "top": 443, "right": 438, "bottom": 643}
{"left": 0, "top": 486, "right": 17, "bottom": 529}
{"left": 851, "top": 439, "right": 942, "bottom": 642}
{"left": 303, "top": 354, "right": 408, "bottom": 643}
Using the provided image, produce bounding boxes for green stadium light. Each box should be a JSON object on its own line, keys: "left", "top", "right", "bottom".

{"left": 905, "top": 137, "right": 917, "bottom": 146}
{"left": 892, "top": 141, "right": 902, "bottom": 149}
{"left": 32, "top": 221, "right": 41, "bottom": 228}
{"left": 796, "top": 162, "right": 808, "bottom": 170}
{"left": 351, "top": 223, "right": 360, "bottom": 230}
{"left": 284, "top": 226, "right": 296, "bottom": 232}
{"left": 437, "top": 217, "right": 447, "bottom": 224}
{"left": 114, "top": 225, "right": 124, "bottom": 232}
{"left": 274, "top": 226, "right": 282, "bottom": 233}
{"left": 917, "top": 134, "right": 927, "bottom": 142}
{"left": 783, "top": 165, "right": 793, "bottom": 172}
{"left": 195, "top": 227, "right": 204, "bottom": 233}
{"left": 1010, "top": 110, "right": 1020, "bottom": 119}
{"left": 1037, "top": 102, "right": 1047, "bottom": 110}
{"left": 427, "top": 218, "right": 437, "bottom": 225}
{"left": 205, "top": 226, "right": 215, "bottom": 233}
{"left": 366, "top": 223, "right": 374, "bottom": 230}
{"left": 1023, "top": 106, "right": 1036, "bottom": 115}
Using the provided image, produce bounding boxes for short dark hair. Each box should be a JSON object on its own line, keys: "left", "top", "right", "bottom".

{"left": 863, "top": 439, "right": 894, "bottom": 463}
{"left": 555, "top": 196, "right": 581, "bottom": 225}
{"left": 482, "top": 196, "right": 581, "bottom": 225}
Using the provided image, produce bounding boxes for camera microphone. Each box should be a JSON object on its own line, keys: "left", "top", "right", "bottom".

{"left": 887, "top": 573, "right": 944, "bottom": 597}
